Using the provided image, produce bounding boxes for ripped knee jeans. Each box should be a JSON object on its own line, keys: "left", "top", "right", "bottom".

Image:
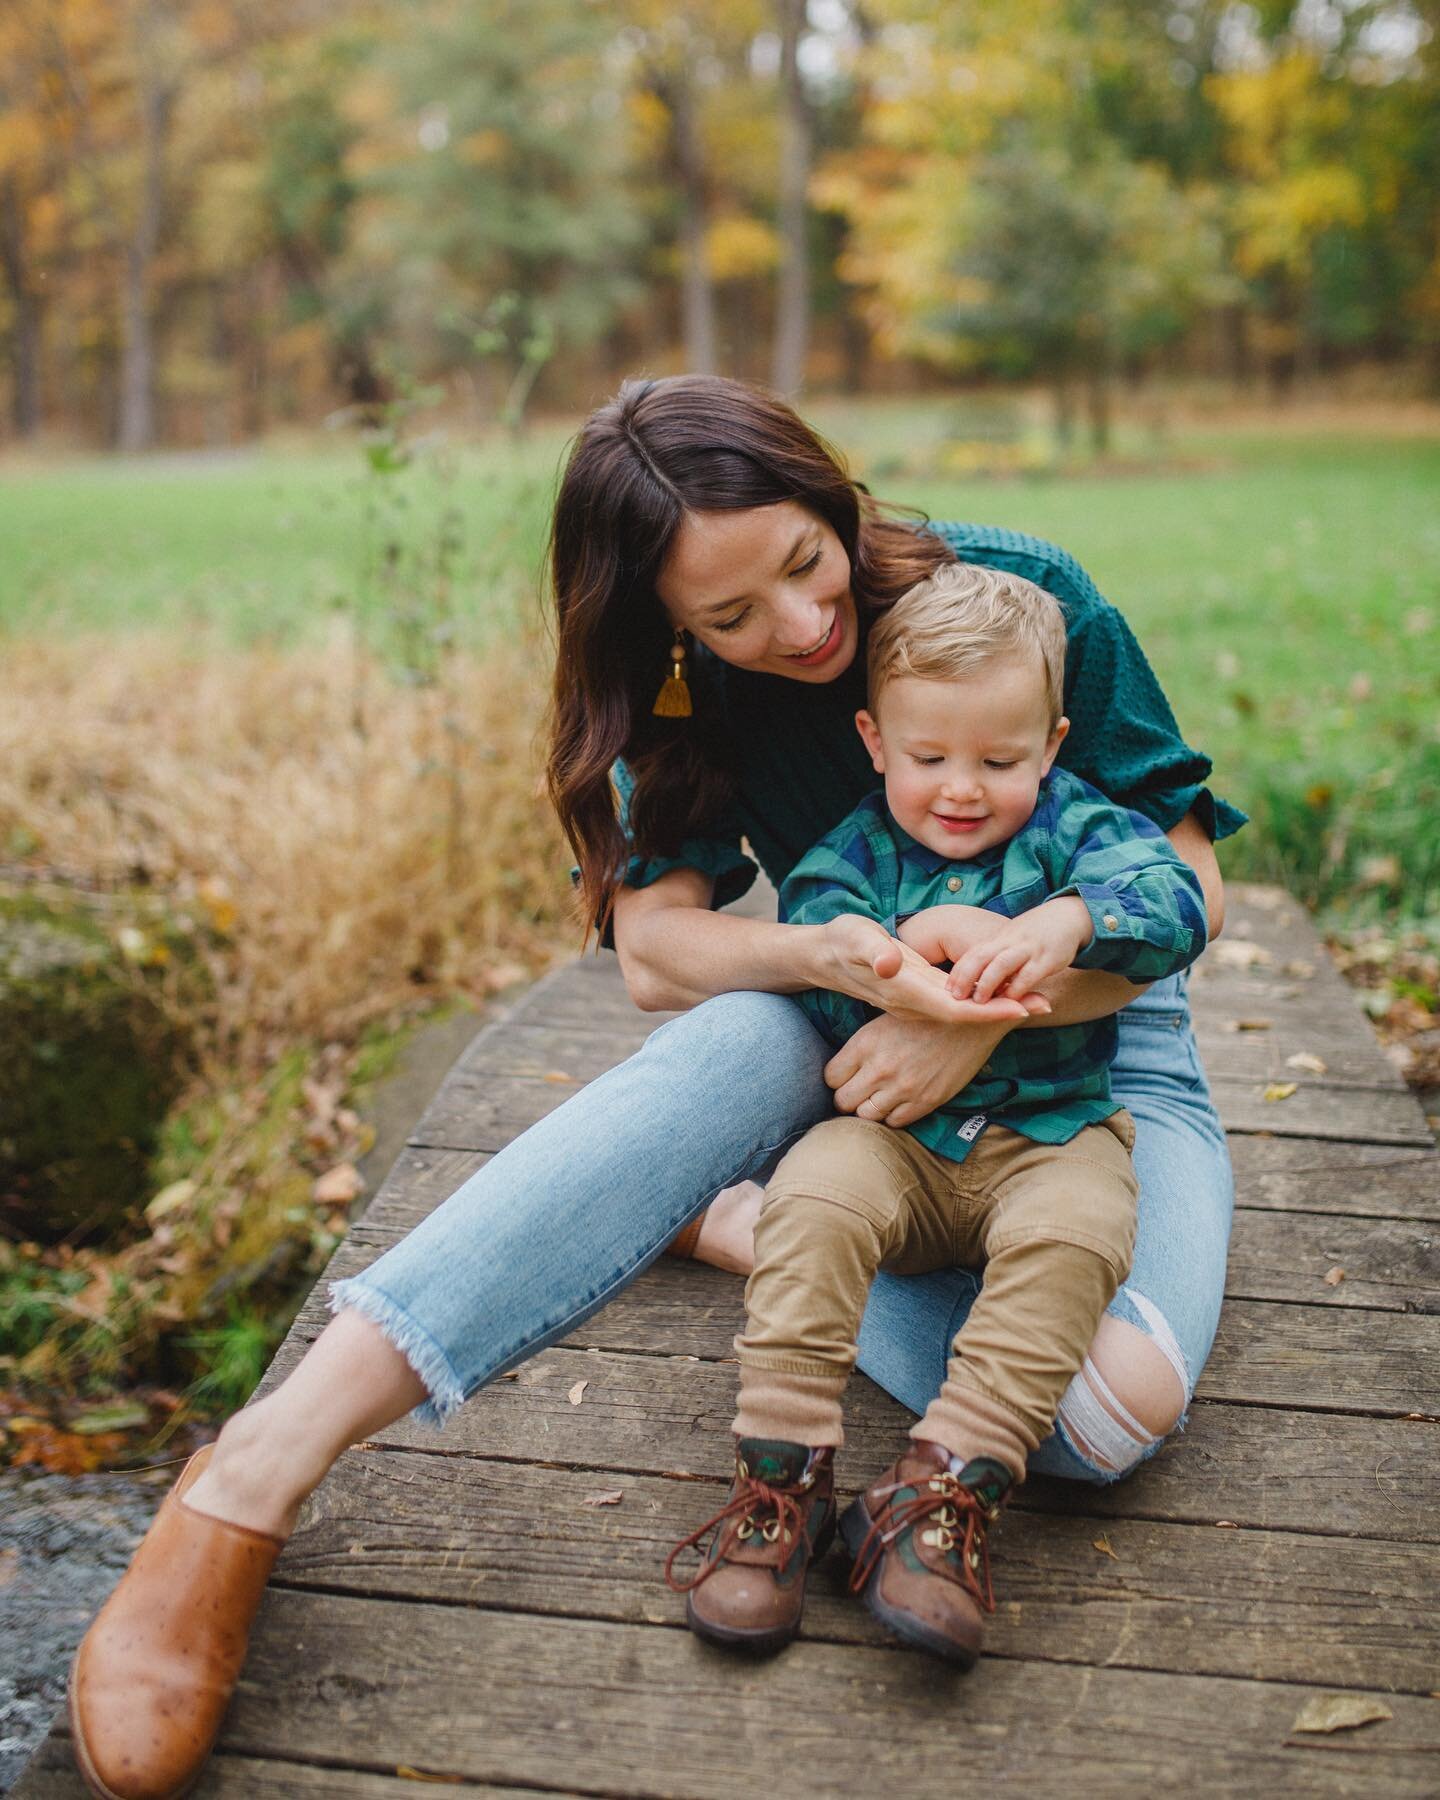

{"left": 856, "top": 971, "right": 1232, "bottom": 1483}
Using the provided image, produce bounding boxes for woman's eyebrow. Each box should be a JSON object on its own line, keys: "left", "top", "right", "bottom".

{"left": 697, "top": 530, "right": 812, "bottom": 615}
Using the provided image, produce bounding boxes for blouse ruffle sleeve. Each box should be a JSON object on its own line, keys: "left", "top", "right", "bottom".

{"left": 576, "top": 758, "right": 758, "bottom": 949}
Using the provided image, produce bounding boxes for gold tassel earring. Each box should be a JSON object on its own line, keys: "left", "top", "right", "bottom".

{"left": 652, "top": 630, "right": 693, "bottom": 718}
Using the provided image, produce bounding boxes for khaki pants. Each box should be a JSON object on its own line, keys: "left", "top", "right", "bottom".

{"left": 733, "top": 1113, "right": 1138, "bottom": 1482}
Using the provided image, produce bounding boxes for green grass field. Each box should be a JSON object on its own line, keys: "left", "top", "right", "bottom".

{"left": 2, "top": 402, "right": 1437, "bottom": 923}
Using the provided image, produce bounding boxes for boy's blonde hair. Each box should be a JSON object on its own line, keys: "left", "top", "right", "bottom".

{"left": 867, "top": 563, "right": 1067, "bottom": 725}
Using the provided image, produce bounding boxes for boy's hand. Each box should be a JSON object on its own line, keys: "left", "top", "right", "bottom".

{"left": 945, "top": 897, "right": 1094, "bottom": 1006}
{"left": 819, "top": 913, "right": 1039, "bottom": 1024}
{"left": 897, "top": 903, "right": 1006, "bottom": 968}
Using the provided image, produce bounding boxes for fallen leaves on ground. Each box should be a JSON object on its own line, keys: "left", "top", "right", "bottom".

{"left": 583, "top": 1489, "right": 624, "bottom": 1507}
{"left": 1289, "top": 1694, "right": 1392, "bottom": 1735}
{"left": 1286, "top": 1052, "right": 1328, "bottom": 1074}
{"left": 1324, "top": 1266, "right": 1346, "bottom": 1287}
{"left": 1262, "top": 1081, "right": 1298, "bottom": 1102}
{"left": 313, "top": 1162, "right": 364, "bottom": 1207}
{"left": 1227, "top": 1017, "right": 1273, "bottom": 1032}
{"left": 1214, "top": 940, "right": 1272, "bottom": 969}
{"left": 1092, "top": 1535, "right": 1118, "bottom": 1561}
{"left": 567, "top": 1379, "right": 588, "bottom": 1406}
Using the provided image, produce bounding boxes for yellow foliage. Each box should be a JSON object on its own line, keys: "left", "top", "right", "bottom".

{"left": 459, "top": 127, "right": 508, "bottom": 166}
{"left": 704, "top": 213, "right": 781, "bottom": 280}
{"left": 1232, "top": 165, "right": 1366, "bottom": 278}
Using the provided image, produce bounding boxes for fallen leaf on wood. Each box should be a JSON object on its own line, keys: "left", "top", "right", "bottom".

{"left": 1092, "top": 1535, "right": 1118, "bottom": 1561}
{"left": 567, "top": 1379, "right": 588, "bottom": 1406}
{"left": 1262, "top": 1082, "right": 1298, "bottom": 1102}
{"left": 1289, "top": 1695, "right": 1392, "bottom": 1736}
{"left": 582, "top": 1489, "right": 624, "bottom": 1507}
{"left": 1213, "top": 940, "right": 1272, "bottom": 969}
{"left": 543, "top": 1070, "right": 573, "bottom": 1083}
{"left": 1285, "top": 1052, "right": 1328, "bottom": 1074}
{"left": 1226, "top": 1018, "right": 1273, "bottom": 1032}
{"left": 1323, "top": 1266, "right": 1345, "bottom": 1287}
{"left": 313, "top": 1162, "right": 364, "bottom": 1207}
{"left": 395, "top": 1768, "right": 466, "bottom": 1785}
{"left": 1215, "top": 1520, "right": 1238, "bottom": 1528}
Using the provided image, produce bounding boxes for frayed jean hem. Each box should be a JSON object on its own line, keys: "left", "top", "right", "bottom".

{"left": 329, "top": 1275, "right": 466, "bottom": 1429}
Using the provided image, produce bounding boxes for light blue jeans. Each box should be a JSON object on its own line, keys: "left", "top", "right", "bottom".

{"left": 332, "top": 971, "right": 1232, "bottom": 1483}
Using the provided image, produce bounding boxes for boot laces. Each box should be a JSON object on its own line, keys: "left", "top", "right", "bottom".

{"left": 665, "top": 1471, "right": 809, "bottom": 1594}
{"left": 848, "top": 1469, "right": 997, "bottom": 1613}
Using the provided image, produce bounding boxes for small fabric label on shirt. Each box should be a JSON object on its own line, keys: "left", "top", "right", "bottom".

{"left": 956, "top": 1114, "right": 989, "bottom": 1144}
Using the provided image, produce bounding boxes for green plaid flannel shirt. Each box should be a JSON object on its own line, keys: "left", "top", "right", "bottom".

{"left": 778, "top": 767, "right": 1208, "bottom": 1163}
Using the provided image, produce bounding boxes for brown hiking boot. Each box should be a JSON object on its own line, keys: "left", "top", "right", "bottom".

{"left": 840, "top": 1439, "right": 1012, "bottom": 1669}
{"left": 665, "top": 1438, "right": 836, "bottom": 1653}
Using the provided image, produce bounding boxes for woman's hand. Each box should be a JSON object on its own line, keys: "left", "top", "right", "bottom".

{"left": 819, "top": 914, "right": 1039, "bottom": 1025}
{"left": 825, "top": 1012, "right": 1010, "bottom": 1127}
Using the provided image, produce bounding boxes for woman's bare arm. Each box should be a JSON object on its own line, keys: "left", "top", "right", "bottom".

{"left": 611, "top": 870, "right": 1036, "bottom": 1025}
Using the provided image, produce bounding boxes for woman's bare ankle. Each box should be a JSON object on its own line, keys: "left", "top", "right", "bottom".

{"left": 693, "top": 1180, "right": 764, "bottom": 1276}
{"left": 182, "top": 1402, "right": 328, "bottom": 1540}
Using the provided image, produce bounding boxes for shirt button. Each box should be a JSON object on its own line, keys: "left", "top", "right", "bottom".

{"left": 1103, "top": 914, "right": 1120, "bottom": 931}
{"left": 947, "top": 876, "right": 962, "bottom": 892}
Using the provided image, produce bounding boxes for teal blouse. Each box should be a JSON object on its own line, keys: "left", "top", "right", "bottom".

{"left": 614, "top": 521, "right": 1246, "bottom": 915}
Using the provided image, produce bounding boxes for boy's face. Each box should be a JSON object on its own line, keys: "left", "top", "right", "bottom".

{"left": 855, "top": 654, "right": 1068, "bottom": 860}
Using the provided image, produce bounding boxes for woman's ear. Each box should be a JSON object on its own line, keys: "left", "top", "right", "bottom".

{"left": 1041, "top": 715, "right": 1070, "bottom": 776}
{"left": 854, "top": 708, "right": 886, "bottom": 774}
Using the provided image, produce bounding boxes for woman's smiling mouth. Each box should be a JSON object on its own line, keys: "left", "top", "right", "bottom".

{"left": 782, "top": 614, "right": 843, "bottom": 667}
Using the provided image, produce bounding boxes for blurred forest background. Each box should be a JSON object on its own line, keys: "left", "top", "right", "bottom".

{"left": 2, "top": 0, "right": 1440, "bottom": 444}
{"left": 1, "top": 0, "right": 1437, "bottom": 1468}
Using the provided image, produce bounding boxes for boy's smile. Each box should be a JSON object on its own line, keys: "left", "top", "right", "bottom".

{"left": 855, "top": 656, "right": 1069, "bottom": 861}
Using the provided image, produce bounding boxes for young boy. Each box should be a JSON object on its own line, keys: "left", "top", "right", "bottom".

{"left": 665, "top": 563, "right": 1208, "bottom": 1666}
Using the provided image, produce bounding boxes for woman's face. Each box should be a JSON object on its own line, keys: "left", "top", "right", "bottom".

{"left": 654, "top": 501, "right": 858, "bottom": 683}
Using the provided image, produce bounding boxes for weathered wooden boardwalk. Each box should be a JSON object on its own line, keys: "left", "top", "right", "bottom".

{"left": 20, "top": 885, "right": 1440, "bottom": 1796}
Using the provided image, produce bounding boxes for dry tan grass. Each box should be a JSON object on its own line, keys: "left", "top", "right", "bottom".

{"left": 0, "top": 623, "right": 577, "bottom": 1074}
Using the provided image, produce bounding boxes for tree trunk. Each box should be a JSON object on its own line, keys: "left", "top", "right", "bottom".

{"left": 1085, "top": 368, "right": 1112, "bottom": 455}
{"left": 118, "top": 38, "right": 173, "bottom": 452}
{"left": 660, "top": 75, "right": 716, "bottom": 375}
{"left": 0, "top": 176, "right": 42, "bottom": 437}
{"left": 771, "top": 0, "right": 812, "bottom": 396}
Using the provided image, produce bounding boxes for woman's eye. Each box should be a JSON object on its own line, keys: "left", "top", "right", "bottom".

{"left": 790, "top": 550, "right": 821, "bottom": 578}
{"left": 711, "top": 611, "right": 748, "bottom": 634}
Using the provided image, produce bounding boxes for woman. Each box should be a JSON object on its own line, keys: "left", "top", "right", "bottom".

{"left": 68, "top": 376, "right": 1240, "bottom": 1800}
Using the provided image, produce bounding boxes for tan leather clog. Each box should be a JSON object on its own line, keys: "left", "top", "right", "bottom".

{"left": 68, "top": 1445, "right": 284, "bottom": 1800}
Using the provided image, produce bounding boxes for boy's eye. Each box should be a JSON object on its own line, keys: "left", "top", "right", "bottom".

{"left": 912, "top": 754, "right": 943, "bottom": 766}
{"left": 984, "top": 760, "right": 1017, "bottom": 770}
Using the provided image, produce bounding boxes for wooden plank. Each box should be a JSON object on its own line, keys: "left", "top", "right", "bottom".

{"left": 347, "top": 1197, "right": 1440, "bottom": 1316}
{"left": 270, "top": 1447, "right": 1440, "bottom": 1696}
{"left": 350, "top": 1137, "right": 1440, "bottom": 1251}
{"left": 206, "top": 1591, "right": 1440, "bottom": 1796}
{"left": 258, "top": 1317, "right": 1438, "bottom": 1544}
{"left": 1204, "top": 1076, "right": 1430, "bottom": 1146}
{"left": 289, "top": 1233, "right": 1440, "bottom": 1420}
{"left": 1224, "top": 1210, "right": 1440, "bottom": 1313}
{"left": 13, "top": 1738, "right": 541, "bottom": 1798}
{"left": 1225, "top": 1138, "right": 1440, "bottom": 1223}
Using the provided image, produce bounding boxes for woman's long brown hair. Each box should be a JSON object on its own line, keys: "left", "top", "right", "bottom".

{"left": 546, "top": 374, "right": 957, "bottom": 938}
